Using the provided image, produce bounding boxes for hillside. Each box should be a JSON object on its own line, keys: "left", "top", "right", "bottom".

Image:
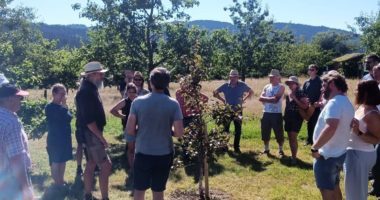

{"left": 37, "top": 20, "right": 355, "bottom": 48}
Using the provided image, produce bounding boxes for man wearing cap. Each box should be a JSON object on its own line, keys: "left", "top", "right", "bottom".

{"left": 302, "top": 64, "right": 323, "bottom": 146}
{"left": 213, "top": 69, "right": 253, "bottom": 153}
{"left": 75, "top": 61, "right": 112, "bottom": 200}
{"left": 0, "top": 83, "right": 34, "bottom": 200}
{"left": 259, "top": 69, "right": 285, "bottom": 156}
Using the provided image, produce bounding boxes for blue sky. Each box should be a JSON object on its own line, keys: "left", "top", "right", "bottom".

{"left": 10, "top": 0, "right": 379, "bottom": 30}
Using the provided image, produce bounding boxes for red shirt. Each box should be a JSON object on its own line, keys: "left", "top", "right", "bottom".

{"left": 175, "top": 89, "right": 208, "bottom": 118}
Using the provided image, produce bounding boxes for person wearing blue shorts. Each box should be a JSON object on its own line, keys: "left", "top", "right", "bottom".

{"left": 311, "top": 72, "right": 354, "bottom": 200}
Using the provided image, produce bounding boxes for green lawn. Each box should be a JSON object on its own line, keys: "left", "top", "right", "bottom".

{"left": 29, "top": 116, "right": 377, "bottom": 200}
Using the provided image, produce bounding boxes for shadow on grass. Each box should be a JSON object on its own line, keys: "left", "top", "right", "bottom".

{"left": 279, "top": 156, "right": 313, "bottom": 170}
{"left": 108, "top": 143, "right": 128, "bottom": 173}
{"left": 40, "top": 175, "right": 84, "bottom": 200}
{"left": 227, "top": 150, "right": 269, "bottom": 172}
{"left": 31, "top": 172, "right": 49, "bottom": 192}
{"left": 179, "top": 158, "right": 225, "bottom": 184}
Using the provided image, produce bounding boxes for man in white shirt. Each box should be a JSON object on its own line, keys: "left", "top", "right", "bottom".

{"left": 311, "top": 72, "right": 354, "bottom": 200}
{"left": 362, "top": 54, "right": 380, "bottom": 81}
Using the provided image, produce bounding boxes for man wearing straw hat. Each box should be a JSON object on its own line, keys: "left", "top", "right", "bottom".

{"left": 75, "top": 61, "right": 112, "bottom": 200}
{"left": 0, "top": 83, "right": 34, "bottom": 200}
{"left": 259, "top": 69, "right": 285, "bottom": 156}
{"left": 213, "top": 69, "right": 253, "bottom": 153}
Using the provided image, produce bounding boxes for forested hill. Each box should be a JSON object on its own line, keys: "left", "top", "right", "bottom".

{"left": 37, "top": 20, "right": 353, "bottom": 48}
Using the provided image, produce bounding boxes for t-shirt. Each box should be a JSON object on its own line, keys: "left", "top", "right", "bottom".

{"left": 302, "top": 76, "right": 322, "bottom": 104}
{"left": 362, "top": 73, "right": 374, "bottom": 81}
{"left": 75, "top": 79, "right": 106, "bottom": 131}
{"left": 263, "top": 84, "right": 283, "bottom": 113}
{"left": 216, "top": 81, "right": 251, "bottom": 109}
{"left": 130, "top": 92, "right": 183, "bottom": 155}
{"left": 313, "top": 95, "right": 354, "bottom": 159}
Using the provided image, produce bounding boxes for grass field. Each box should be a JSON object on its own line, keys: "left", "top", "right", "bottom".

{"left": 27, "top": 77, "right": 375, "bottom": 200}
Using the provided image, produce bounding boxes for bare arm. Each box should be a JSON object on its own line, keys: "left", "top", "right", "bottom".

{"left": 87, "top": 122, "right": 108, "bottom": 148}
{"left": 110, "top": 99, "right": 127, "bottom": 119}
{"left": 312, "top": 118, "right": 339, "bottom": 150}
{"left": 243, "top": 89, "right": 254, "bottom": 103}
{"left": 172, "top": 120, "right": 184, "bottom": 138}
{"left": 10, "top": 154, "right": 34, "bottom": 200}
{"left": 356, "top": 113, "right": 380, "bottom": 144}
{"left": 126, "top": 114, "right": 137, "bottom": 136}
{"left": 213, "top": 90, "right": 226, "bottom": 104}
{"left": 259, "top": 85, "right": 285, "bottom": 103}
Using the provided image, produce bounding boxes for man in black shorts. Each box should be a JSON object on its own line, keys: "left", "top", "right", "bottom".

{"left": 126, "top": 67, "right": 183, "bottom": 200}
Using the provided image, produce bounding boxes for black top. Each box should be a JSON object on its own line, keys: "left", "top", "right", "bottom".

{"left": 45, "top": 103, "right": 72, "bottom": 147}
{"left": 75, "top": 79, "right": 106, "bottom": 131}
{"left": 302, "top": 76, "right": 322, "bottom": 104}
{"left": 121, "top": 98, "right": 133, "bottom": 130}
{"left": 285, "top": 89, "right": 307, "bottom": 113}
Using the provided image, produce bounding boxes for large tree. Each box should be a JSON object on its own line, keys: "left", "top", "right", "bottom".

{"left": 225, "top": 0, "right": 294, "bottom": 79}
{"left": 354, "top": 9, "right": 380, "bottom": 54}
{"left": 75, "top": 0, "right": 199, "bottom": 81}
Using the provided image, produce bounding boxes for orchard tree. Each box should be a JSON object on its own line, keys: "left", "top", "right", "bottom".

{"left": 354, "top": 8, "right": 380, "bottom": 54}
{"left": 74, "top": 0, "right": 199, "bottom": 81}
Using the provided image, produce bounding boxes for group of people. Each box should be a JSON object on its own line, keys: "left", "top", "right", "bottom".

{"left": 2, "top": 53, "right": 380, "bottom": 200}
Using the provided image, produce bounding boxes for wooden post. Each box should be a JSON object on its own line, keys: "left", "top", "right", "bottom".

{"left": 203, "top": 124, "right": 209, "bottom": 199}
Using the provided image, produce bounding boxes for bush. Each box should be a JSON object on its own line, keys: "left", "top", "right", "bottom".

{"left": 18, "top": 99, "right": 48, "bottom": 139}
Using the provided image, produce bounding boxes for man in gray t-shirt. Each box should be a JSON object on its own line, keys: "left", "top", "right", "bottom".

{"left": 213, "top": 69, "right": 253, "bottom": 153}
{"left": 126, "top": 67, "right": 183, "bottom": 199}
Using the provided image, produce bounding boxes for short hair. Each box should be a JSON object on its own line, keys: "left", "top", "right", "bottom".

{"left": 321, "top": 72, "right": 348, "bottom": 93}
{"left": 366, "top": 53, "right": 380, "bottom": 62}
{"left": 308, "top": 64, "right": 319, "bottom": 71}
{"left": 355, "top": 80, "right": 380, "bottom": 106}
{"left": 149, "top": 67, "right": 170, "bottom": 90}
{"left": 126, "top": 83, "right": 137, "bottom": 92}
{"left": 51, "top": 83, "right": 66, "bottom": 94}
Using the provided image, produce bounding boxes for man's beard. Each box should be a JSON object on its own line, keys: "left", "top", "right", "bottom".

{"left": 323, "top": 87, "right": 331, "bottom": 100}
{"left": 95, "top": 80, "right": 104, "bottom": 89}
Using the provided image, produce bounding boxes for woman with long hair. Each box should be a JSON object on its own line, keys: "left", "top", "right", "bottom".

{"left": 345, "top": 80, "right": 380, "bottom": 200}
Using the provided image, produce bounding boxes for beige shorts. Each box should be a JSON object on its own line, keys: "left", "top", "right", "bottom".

{"left": 84, "top": 130, "right": 109, "bottom": 164}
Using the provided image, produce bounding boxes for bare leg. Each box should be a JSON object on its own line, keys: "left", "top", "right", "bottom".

{"left": 134, "top": 190, "right": 146, "bottom": 200}
{"left": 128, "top": 142, "right": 135, "bottom": 172}
{"left": 99, "top": 159, "right": 112, "bottom": 199}
{"left": 287, "top": 131, "right": 298, "bottom": 159}
{"left": 76, "top": 144, "right": 83, "bottom": 168}
{"left": 51, "top": 163, "right": 61, "bottom": 185}
{"left": 59, "top": 163, "right": 66, "bottom": 184}
{"left": 152, "top": 191, "right": 164, "bottom": 200}
{"left": 84, "top": 160, "right": 96, "bottom": 195}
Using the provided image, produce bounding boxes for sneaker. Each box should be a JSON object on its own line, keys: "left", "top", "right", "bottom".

{"left": 261, "top": 150, "right": 270, "bottom": 154}
{"left": 278, "top": 150, "right": 285, "bottom": 157}
{"left": 290, "top": 158, "right": 297, "bottom": 165}
{"left": 84, "top": 193, "right": 99, "bottom": 200}
{"left": 76, "top": 167, "right": 83, "bottom": 176}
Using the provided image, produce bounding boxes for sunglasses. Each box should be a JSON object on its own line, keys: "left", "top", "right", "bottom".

{"left": 134, "top": 78, "right": 143, "bottom": 81}
{"left": 308, "top": 68, "right": 316, "bottom": 71}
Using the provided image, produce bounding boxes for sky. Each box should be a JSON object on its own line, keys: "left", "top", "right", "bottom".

{"left": 10, "top": 0, "right": 379, "bottom": 30}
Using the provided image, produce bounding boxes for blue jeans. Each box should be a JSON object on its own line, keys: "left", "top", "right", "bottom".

{"left": 313, "top": 153, "right": 346, "bottom": 190}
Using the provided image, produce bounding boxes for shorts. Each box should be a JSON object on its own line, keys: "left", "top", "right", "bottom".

{"left": 261, "top": 112, "right": 284, "bottom": 142}
{"left": 84, "top": 130, "right": 109, "bottom": 164}
{"left": 313, "top": 153, "right": 346, "bottom": 190}
{"left": 134, "top": 153, "right": 173, "bottom": 192}
{"left": 75, "top": 128, "right": 86, "bottom": 144}
{"left": 284, "top": 111, "right": 303, "bottom": 132}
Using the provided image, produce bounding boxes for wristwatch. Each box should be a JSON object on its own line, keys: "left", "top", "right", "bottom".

{"left": 311, "top": 148, "right": 318, "bottom": 153}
